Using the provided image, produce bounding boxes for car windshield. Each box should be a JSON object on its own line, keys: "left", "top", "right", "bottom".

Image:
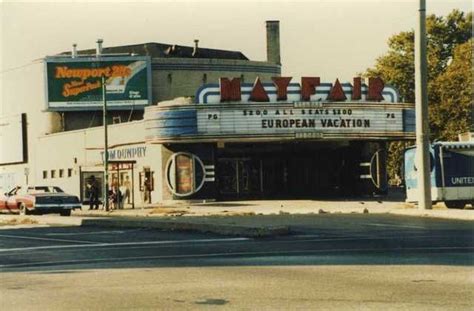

{"left": 27, "top": 186, "right": 65, "bottom": 194}
{"left": 8, "top": 187, "right": 21, "bottom": 196}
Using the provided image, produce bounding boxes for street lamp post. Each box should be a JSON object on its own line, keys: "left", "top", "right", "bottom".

{"left": 102, "top": 75, "right": 109, "bottom": 211}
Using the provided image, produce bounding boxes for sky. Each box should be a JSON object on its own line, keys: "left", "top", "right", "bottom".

{"left": 0, "top": 0, "right": 472, "bottom": 111}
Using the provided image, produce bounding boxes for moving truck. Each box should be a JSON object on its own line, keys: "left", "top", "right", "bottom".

{"left": 404, "top": 142, "right": 474, "bottom": 209}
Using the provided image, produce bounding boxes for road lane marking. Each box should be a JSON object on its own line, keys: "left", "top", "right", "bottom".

{"left": 1, "top": 246, "right": 472, "bottom": 268}
{"left": 0, "top": 234, "right": 455, "bottom": 255}
{"left": 0, "top": 237, "right": 250, "bottom": 253}
{"left": 0, "top": 234, "right": 98, "bottom": 244}
{"left": 46, "top": 230, "right": 128, "bottom": 236}
{"left": 292, "top": 235, "right": 323, "bottom": 238}
{"left": 364, "top": 223, "right": 426, "bottom": 229}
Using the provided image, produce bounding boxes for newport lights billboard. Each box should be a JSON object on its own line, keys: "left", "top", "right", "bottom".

{"left": 45, "top": 56, "right": 151, "bottom": 111}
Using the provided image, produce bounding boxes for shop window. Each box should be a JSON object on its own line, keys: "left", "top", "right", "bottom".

{"left": 51, "top": 170, "right": 56, "bottom": 178}
{"left": 59, "top": 169, "right": 64, "bottom": 178}
{"left": 68, "top": 168, "right": 73, "bottom": 177}
{"left": 43, "top": 171, "right": 48, "bottom": 179}
{"left": 166, "top": 152, "right": 205, "bottom": 197}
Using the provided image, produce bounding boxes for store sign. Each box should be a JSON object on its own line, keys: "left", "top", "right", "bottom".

{"left": 45, "top": 56, "right": 151, "bottom": 111}
{"left": 100, "top": 146, "right": 147, "bottom": 163}
{"left": 196, "top": 77, "right": 400, "bottom": 104}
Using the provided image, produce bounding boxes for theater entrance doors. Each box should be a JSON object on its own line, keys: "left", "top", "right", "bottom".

{"left": 217, "top": 158, "right": 262, "bottom": 199}
{"left": 215, "top": 142, "right": 368, "bottom": 200}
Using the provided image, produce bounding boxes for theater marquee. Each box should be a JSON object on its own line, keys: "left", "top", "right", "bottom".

{"left": 145, "top": 77, "right": 415, "bottom": 143}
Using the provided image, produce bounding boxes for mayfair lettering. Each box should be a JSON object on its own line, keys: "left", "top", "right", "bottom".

{"left": 219, "top": 76, "right": 385, "bottom": 103}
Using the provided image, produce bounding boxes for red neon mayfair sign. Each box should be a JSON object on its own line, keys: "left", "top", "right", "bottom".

{"left": 219, "top": 77, "right": 385, "bottom": 102}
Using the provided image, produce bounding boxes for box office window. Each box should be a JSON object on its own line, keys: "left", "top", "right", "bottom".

{"left": 166, "top": 152, "right": 205, "bottom": 197}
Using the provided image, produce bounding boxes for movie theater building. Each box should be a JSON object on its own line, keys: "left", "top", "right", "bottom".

{"left": 28, "top": 76, "right": 414, "bottom": 204}
{"left": 146, "top": 77, "right": 415, "bottom": 201}
{"left": 1, "top": 20, "right": 416, "bottom": 205}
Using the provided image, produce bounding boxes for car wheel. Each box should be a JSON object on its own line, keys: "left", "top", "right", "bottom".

{"left": 19, "top": 203, "right": 28, "bottom": 216}
{"left": 445, "top": 201, "right": 466, "bottom": 209}
{"left": 60, "top": 210, "right": 71, "bottom": 217}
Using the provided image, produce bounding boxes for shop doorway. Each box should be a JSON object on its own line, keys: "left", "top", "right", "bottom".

{"left": 218, "top": 158, "right": 262, "bottom": 199}
{"left": 109, "top": 160, "right": 136, "bottom": 209}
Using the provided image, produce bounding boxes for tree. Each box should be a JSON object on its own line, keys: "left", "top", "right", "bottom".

{"left": 366, "top": 10, "right": 472, "bottom": 103}
{"left": 429, "top": 40, "right": 473, "bottom": 140}
{"left": 364, "top": 10, "right": 473, "bottom": 183}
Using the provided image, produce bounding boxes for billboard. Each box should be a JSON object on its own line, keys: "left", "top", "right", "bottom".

{"left": 0, "top": 114, "right": 27, "bottom": 165}
{"left": 45, "top": 56, "right": 152, "bottom": 111}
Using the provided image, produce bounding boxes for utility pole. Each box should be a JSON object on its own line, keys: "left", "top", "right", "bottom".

{"left": 102, "top": 75, "right": 109, "bottom": 212}
{"left": 415, "top": 0, "right": 432, "bottom": 209}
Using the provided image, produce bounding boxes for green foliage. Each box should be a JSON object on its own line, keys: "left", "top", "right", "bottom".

{"left": 429, "top": 40, "right": 473, "bottom": 140}
{"left": 365, "top": 10, "right": 473, "bottom": 182}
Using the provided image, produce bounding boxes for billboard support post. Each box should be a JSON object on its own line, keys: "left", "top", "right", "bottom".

{"left": 102, "top": 75, "right": 109, "bottom": 211}
{"left": 415, "top": 0, "right": 432, "bottom": 209}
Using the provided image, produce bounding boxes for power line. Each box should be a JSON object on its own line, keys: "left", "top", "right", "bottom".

{"left": 0, "top": 59, "right": 43, "bottom": 75}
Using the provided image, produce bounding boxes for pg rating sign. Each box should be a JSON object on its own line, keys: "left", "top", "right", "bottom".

{"left": 45, "top": 56, "right": 151, "bottom": 111}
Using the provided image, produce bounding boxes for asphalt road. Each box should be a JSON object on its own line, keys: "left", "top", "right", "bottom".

{"left": 1, "top": 214, "right": 473, "bottom": 310}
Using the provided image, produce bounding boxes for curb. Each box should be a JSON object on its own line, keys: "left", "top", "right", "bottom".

{"left": 0, "top": 215, "right": 83, "bottom": 226}
{"left": 80, "top": 218, "right": 290, "bottom": 238}
{"left": 389, "top": 209, "right": 474, "bottom": 221}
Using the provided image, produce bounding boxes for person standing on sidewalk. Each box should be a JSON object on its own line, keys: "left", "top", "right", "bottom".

{"left": 87, "top": 175, "right": 100, "bottom": 210}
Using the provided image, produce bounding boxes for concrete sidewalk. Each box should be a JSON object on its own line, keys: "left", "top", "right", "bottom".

{"left": 1, "top": 196, "right": 472, "bottom": 237}
{"left": 75, "top": 197, "right": 473, "bottom": 220}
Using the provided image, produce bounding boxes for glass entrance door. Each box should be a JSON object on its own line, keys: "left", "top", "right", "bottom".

{"left": 218, "top": 159, "right": 262, "bottom": 198}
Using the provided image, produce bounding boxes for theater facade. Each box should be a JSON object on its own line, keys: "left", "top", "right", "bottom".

{"left": 145, "top": 77, "right": 415, "bottom": 201}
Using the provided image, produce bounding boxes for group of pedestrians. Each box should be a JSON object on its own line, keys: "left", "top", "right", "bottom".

{"left": 87, "top": 175, "right": 130, "bottom": 211}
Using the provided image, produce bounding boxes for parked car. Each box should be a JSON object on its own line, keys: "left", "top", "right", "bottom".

{"left": 0, "top": 186, "right": 81, "bottom": 216}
